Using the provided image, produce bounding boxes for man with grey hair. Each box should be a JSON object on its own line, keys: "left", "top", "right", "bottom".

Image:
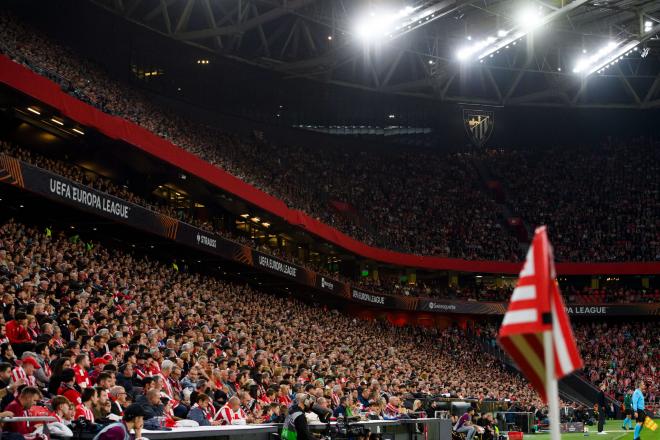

{"left": 159, "top": 359, "right": 187, "bottom": 417}
{"left": 109, "top": 385, "right": 128, "bottom": 415}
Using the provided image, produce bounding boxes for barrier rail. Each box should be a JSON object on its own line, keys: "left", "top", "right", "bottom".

{"left": 141, "top": 418, "right": 450, "bottom": 440}
{"left": 0, "top": 416, "right": 57, "bottom": 423}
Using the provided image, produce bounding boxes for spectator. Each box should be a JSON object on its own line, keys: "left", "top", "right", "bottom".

{"left": 4, "top": 386, "right": 41, "bottom": 435}
{"left": 218, "top": 396, "right": 247, "bottom": 425}
{"left": 455, "top": 407, "right": 477, "bottom": 440}
{"left": 108, "top": 386, "right": 128, "bottom": 416}
{"left": 75, "top": 387, "right": 97, "bottom": 423}
{"left": 140, "top": 389, "right": 165, "bottom": 421}
{"left": 73, "top": 355, "right": 92, "bottom": 389}
{"left": 187, "top": 393, "right": 222, "bottom": 426}
{"left": 50, "top": 395, "right": 72, "bottom": 424}
{"left": 95, "top": 403, "right": 144, "bottom": 440}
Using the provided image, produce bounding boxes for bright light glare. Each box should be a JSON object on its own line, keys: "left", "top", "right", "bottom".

{"left": 572, "top": 40, "right": 639, "bottom": 75}
{"left": 497, "top": 29, "right": 508, "bottom": 37}
{"left": 516, "top": 7, "right": 542, "bottom": 30}
{"left": 456, "top": 38, "right": 491, "bottom": 61}
{"left": 354, "top": 6, "right": 417, "bottom": 41}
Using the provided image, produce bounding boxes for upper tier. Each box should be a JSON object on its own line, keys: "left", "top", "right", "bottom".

{"left": 1, "top": 55, "right": 658, "bottom": 274}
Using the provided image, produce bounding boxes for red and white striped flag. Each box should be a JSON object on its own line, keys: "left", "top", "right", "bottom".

{"left": 498, "top": 226, "right": 583, "bottom": 402}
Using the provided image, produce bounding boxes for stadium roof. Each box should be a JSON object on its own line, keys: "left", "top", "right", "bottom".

{"left": 92, "top": 0, "right": 660, "bottom": 108}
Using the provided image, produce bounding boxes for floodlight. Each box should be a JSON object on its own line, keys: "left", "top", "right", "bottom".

{"left": 572, "top": 40, "right": 639, "bottom": 76}
{"left": 516, "top": 7, "right": 543, "bottom": 30}
{"left": 354, "top": 6, "right": 417, "bottom": 42}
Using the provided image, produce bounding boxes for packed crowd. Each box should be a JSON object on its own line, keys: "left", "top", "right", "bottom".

{"left": 0, "top": 12, "right": 658, "bottom": 263}
{"left": 476, "top": 322, "right": 660, "bottom": 412}
{"left": 577, "top": 322, "right": 659, "bottom": 404}
{"left": 0, "top": 217, "right": 547, "bottom": 436}
{"left": 2, "top": 140, "right": 657, "bottom": 305}
{"left": 0, "top": 12, "right": 518, "bottom": 261}
{"left": 474, "top": 144, "right": 659, "bottom": 262}
{"left": 0, "top": 215, "right": 655, "bottom": 435}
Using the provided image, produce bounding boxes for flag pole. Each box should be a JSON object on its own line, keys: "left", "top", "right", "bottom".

{"left": 543, "top": 329, "right": 561, "bottom": 440}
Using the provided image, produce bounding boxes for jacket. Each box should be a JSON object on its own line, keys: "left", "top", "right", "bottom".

{"left": 6, "top": 321, "right": 31, "bottom": 344}
{"left": 281, "top": 407, "right": 314, "bottom": 440}
{"left": 187, "top": 406, "right": 212, "bottom": 426}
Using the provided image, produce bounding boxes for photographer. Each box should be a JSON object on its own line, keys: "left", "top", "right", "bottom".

{"left": 281, "top": 393, "right": 315, "bottom": 440}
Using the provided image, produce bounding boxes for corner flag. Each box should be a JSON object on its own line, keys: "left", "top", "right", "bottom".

{"left": 498, "top": 226, "right": 583, "bottom": 402}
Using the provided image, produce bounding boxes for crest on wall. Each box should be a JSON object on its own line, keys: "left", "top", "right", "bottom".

{"left": 463, "top": 108, "right": 495, "bottom": 146}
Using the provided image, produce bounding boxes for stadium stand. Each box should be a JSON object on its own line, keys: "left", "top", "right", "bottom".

{"left": 0, "top": 216, "right": 657, "bottom": 428}
{"left": 2, "top": 11, "right": 656, "bottom": 263}
{"left": 1, "top": 139, "right": 656, "bottom": 304}
{"left": 0, "top": 6, "right": 657, "bottom": 439}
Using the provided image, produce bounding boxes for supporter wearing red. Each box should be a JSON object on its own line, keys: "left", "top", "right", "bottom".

{"left": 158, "top": 360, "right": 187, "bottom": 418}
{"left": 57, "top": 368, "right": 82, "bottom": 405}
{"left": 383, "top": 396, "right": 402, "bottom": 419}
{"left": 89, "top": 357, "right": 108, "bottom": 384}
{"left": 6, "top": 312, "right": 32, "bottom": 355}
{"left": 11, "top": 356, "right": 40, "bottom": 388}
{"left": 218, "top": 396, "right": 247, "bottom": 425}
{"left": 277, "top": 384, "right": 292, "bottom": 406}
{"left": 187, "top": 393, "right": 223, "bottom": 426}
{"left": 73, "top": 354, "right": 92, "bottom": 389}
{"left": 133, "top": 353, "right": 150, "bottom": 383}
{"left": 75, "top": 387, "right": 97, "bottom": 423}
{"left": 4, "top": 386, "right": 41, "bottom": 435}
{"left": 50, "top": 395, "right": 72, "bottom": 423}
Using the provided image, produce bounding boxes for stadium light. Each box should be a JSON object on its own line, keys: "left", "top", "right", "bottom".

{"left": 645, "top": 21, "right": 653, "bottom": 33}
{"left": 572, "top": 40, "right": 640, "bottom": 76}
{"left": 516, "top": 7, "right": 543, "bottom": 30}
{"left": 354, "top": 6, "right": 418, "bottom": 41}
{"left": 455, "top": 6, "right": 542, "bottom": 62}
{"left": 455, "top": 0, "right": 590, "bottom": 63}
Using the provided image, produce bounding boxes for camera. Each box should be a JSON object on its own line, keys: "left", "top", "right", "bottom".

{"left": 321, "top": 416, "right": 370, "bottom": 440}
